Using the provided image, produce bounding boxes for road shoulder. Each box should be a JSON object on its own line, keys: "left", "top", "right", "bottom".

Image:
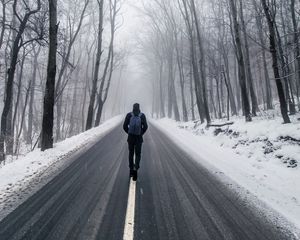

{"left": 0, "top": 116, "right": 122, "bottom": 221}
{"left": 150, "top": 120, "right": 300, "bottom": 238}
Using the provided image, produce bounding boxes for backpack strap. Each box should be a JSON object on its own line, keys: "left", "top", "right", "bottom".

{"left": 131, "top": 112, "right": 142, "bottom": 117}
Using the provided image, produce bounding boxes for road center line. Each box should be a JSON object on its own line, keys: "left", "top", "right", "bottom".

{"left": 123, "top": 179, "right": 136, "bottom": 240}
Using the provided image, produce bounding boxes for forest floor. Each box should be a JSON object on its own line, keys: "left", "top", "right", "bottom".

{"left": 0, "top": 116, "right": 122, "bottom": 221}
{"left": 153, "top": 111, "right": 300, "bottom": 230}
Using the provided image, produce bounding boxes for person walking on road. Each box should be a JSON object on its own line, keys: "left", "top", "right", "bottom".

{"left": 123, "top": 103, "right": 148, "bottom": 180}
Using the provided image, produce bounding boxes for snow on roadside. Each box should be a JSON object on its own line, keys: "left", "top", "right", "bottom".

{"left": 152, "top": 116, "right": 300, "bottom": 233}
{"left": 0, "top": 115, "right": 122, "bottom": 221}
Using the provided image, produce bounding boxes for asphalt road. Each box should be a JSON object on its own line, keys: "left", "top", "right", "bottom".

{"left": 0, "top": 124, "right": 297, "bottom": 240}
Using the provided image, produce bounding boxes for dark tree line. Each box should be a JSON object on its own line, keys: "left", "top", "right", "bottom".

{"left": 0, "top": 0, "right": 123, "bottom": 162}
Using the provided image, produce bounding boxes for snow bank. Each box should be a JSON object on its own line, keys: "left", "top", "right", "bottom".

{"left": 152, "top": 116, "right": 300, "bottom": 232}
{"left": 0, "top": 116, "right": 122, "bottom": 220}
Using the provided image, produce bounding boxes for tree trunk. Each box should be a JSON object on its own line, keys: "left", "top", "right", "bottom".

{"left": 171, "top": 74, "right": 180, "bottom": 121}
{"left": 41, "top": 0, "right": 58, "bottom": 151}
{"left": 159, "top": 60, "right": 166, "bottom": 118}
{"left": 167, "top": 50, "right": 173, "bottom": 119}
{"left": 190, "top": 0, "right": 211, "bottom": 124}
{"left": 261, "top": 0, "right": 290, "bottom": 123}
{"left": 69, "top": 71, "right": 80, "bottom": 136}
{"left": 86, "top": 0, "right": 104, "bottom": 130}
{"left": 10, "top": 51, "right": 26, "bottom": 154}
{"left": 180, "top": 0, "right": 205, "bottom": 123}
{"left": 55, "top": 94, "right": 62, "bottom": 141}
{"left": 166, "top": 48, "right": 180, "bottom": 121}
{"left": 15, "top": 81, "right": 31, "bottom": 155}
{"left": 27, "top": 45, "right": 40, "bottom": 144}
{"left": 175, "top": 33, "right": 188, "bottom": 122}
{"left": 0, "top": 0, "right": 6, "bottom": 50}
{"left": 0, "top": 1, "right": 41, "bottom": 159}
{"left": 290, "top": 0, "right": 300, "bottom": 109}
{"left": 256, "top": 55, "right": 266, "bottom": 108}
{"left": 189, "top": 61, "right": 195, "bottom": 120}
{"left": 239, "top": 0, "right": 258, "bottom": 116}
{"left": 216, "top": 76, "right": 222, "bottom": 119}
{"left": 95, "top": 0, "right": 118, "bottom": 126}
{"left": 277, "top": 3, "right": 295, "bottom": 114}
{"left": 275, "top": 19, "right": 294, "bottom": 114}
{"left": 252, "top": 0, "right": 273, "bottom": 109}
{"left": 233, "top": 58, "right": 241, "bottom": 112}
{"left": 81, "top": 43, "right": 94, "bottom": 131}
{"left": 222, "top": 49, "right": 237, "bottom": 115}
{"left": 229, "top": 0, "right": 252, "bottom": 122}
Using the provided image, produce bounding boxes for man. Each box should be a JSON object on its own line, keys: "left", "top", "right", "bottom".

{"left": 123, "top": 103, "right": 148, "bottom": 180}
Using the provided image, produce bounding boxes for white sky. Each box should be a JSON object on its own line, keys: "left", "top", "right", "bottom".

{"left": 114, "top": 0, "right": 153, "bottom": 114}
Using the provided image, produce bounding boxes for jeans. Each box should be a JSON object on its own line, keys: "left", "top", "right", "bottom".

{"left": 128, "top": 141, "right": 142, "bottom": 170}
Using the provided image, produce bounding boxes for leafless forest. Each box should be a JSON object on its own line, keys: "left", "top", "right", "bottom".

{"left": 140, "top": 0, "right": 300, "bottom": 125}
{"left": 0, "top": 0, "right": 299, "bottom": 161}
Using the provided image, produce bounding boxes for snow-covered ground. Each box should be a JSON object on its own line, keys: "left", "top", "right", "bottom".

{"left": 0, "top": 116, "right": 122, "bottom": 221}
{"left": 152, "top": 114, "right": 300, "bottom": 232}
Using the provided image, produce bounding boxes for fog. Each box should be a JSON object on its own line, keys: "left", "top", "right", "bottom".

{"left": 104, "top": 0, "right": 153, "bottom": 118}
{"left": 0, "top": 0, "right": 298, "bottom": 155}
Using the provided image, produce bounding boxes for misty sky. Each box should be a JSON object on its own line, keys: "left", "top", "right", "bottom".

{"left": 115, "top": 0, "right": 153, "bottom": 114}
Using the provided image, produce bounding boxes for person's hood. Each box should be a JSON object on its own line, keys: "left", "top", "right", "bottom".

{"left": 132, "top": 103, "right": 140, "bottom": 116}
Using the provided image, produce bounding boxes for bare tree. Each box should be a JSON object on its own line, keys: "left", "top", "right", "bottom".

{"left": 0, "top": 0, "right": 8, "bottom": 51}
{"left": 94, "top": 0, "right": 120, "bottom": 126}
{"left": 252, "top": 0, "right": 273, "bottom": 110}
{"left": 180, "top": 0, "right": 205, "bottom": 123}
{"left": 190, "top": 0, "right": 211, "bottom": 124}
{"left": 41, "top": 0, "right": 58, "bottom": 151}
{"left": 260, "top": 0, "right": 290, "bottom": 123}
{"left": 86, "top": 0, "right": 104, "bottom": 130}
{"left": 290, "top": 0, "right": 300, "bottom": 108}
{"left": 229, "top": 0, "right": 252, "bottom": 122}
{"left": 239, "top": 0, "right": 258, "bottom": 116}
{"left": 26, "top": 43, "right": 40, "bottom": 145}
{"left": 0, "top": 0, "right": 42, "bottom": 160}
{"left": 55, "top": 0, "right": 89, "bottom": 140}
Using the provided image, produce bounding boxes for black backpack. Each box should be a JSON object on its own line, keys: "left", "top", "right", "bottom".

{"left": 128, "top": 112, "right": 142, "bottom": 135}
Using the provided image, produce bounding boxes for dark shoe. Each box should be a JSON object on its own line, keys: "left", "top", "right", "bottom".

{"left": 132, "top": 170, "right": 137, "bottom": 181}
{"left": 130, "top": 169, "right": 134, "bottom": 177}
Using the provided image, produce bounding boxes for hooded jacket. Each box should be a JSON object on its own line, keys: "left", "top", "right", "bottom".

{"left": 123, "top": 104, "right": 148, "bottom": 143}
